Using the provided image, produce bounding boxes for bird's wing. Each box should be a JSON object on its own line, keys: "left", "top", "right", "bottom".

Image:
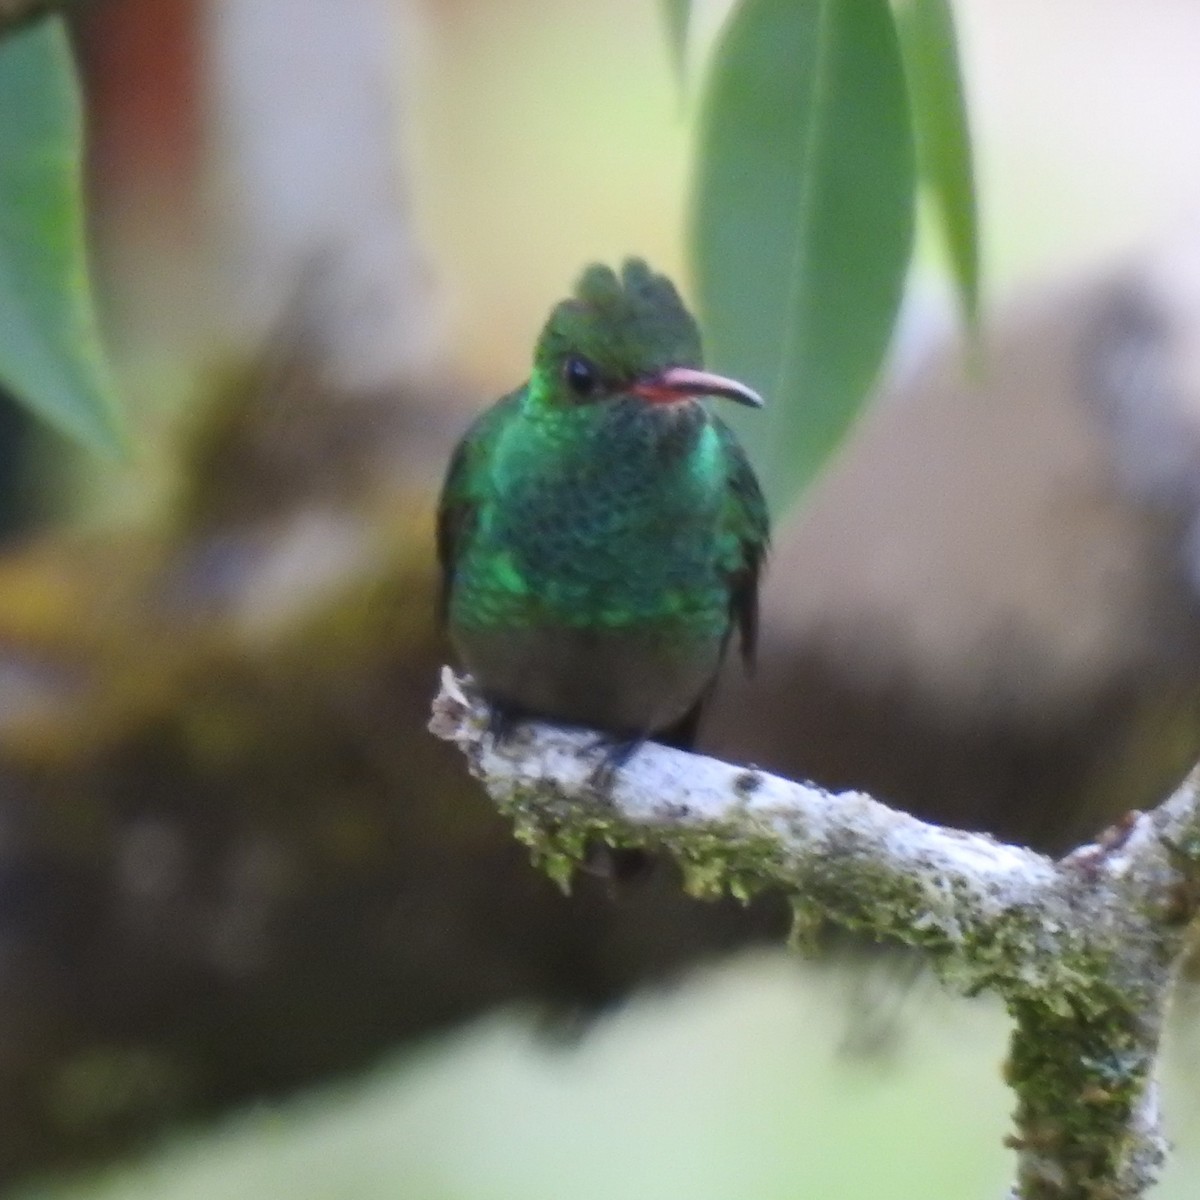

{"left": 713, "top": 417, "right": 770, "bottom": 669}
{"left": 436, "top": 389, "right": 523, "bottom": 626}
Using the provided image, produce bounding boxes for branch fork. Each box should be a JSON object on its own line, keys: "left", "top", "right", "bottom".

{"left": 431, "top": 668, "right": 1200, "bottom": 1200}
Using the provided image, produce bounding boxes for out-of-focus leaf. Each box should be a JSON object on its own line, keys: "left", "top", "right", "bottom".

{"left": 896, "top": 0, "right": 979, "bottom": 328}
{"left": 0, "top": 17, "right": 125, "bottom": 455}
{"left": 661, "top": 0, "right": 691, "bottom": 84}
{"left": 689, "top": 0, "right": 914, "bottom": 512}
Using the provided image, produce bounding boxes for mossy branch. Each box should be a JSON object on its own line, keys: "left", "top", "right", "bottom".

{"left": 430, "top": 668, "right": 1200, "bottom": 1200}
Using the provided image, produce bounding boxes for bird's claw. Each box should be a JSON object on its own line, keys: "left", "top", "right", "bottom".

{"left": 582, "top": 733, "right": 644, "bottom": 793}
{"left": 485, "top": 703, "right": 526, "bottom": 747}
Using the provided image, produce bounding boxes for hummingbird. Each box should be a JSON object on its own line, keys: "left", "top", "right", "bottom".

{"left": 437, "top": 259, "right": 769, "bottom": 774}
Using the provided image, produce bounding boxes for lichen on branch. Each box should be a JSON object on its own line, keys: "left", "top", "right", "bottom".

{"left": 430, "top": 668, "right": 1200, "bottom": 1200}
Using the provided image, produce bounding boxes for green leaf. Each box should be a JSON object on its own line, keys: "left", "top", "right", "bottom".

{"left": 660, "top": 0, "right": 691, "bottom": 84}
{"left": 0, "top": 16, "right": 126, "bottom": 456}
{"left": 689, "top": 0, "right": 915, "bottom": 512}
{"left": 896, "top": 0, "right": 979, "bottom": 328}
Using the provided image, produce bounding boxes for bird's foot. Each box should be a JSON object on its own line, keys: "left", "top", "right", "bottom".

{"left": 485, "top": 702, "right": 528, "bottom": 747}
{"left": 580, "top": 734, "right": 653, "bottom": 885}
{"left": 582, "top": 734, "right": 645, "bottom": 793}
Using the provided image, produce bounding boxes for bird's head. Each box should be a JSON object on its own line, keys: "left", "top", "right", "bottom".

{"left": 527, "top": 259, "right": 763, "bottom": 413}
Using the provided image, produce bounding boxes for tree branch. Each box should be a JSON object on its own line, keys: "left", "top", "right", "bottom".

{"left": 430, "top": 668, "right": 1200, "bottom": 1200}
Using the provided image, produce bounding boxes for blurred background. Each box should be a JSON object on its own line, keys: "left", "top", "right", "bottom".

{"left": 7, "top": 0, "right": 1200, "bottom": 1196}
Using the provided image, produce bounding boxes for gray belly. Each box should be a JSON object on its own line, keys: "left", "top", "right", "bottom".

{"left": 453, "top": 624, "right": 722, "bottom": 736}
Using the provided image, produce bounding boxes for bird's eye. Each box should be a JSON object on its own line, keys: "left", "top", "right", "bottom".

{"left": 563, "top": 355, "right": 598, "bottom": 398}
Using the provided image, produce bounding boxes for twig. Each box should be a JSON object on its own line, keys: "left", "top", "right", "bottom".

{"left": 430, "top": 668, "right": 1200, "bottom": 1200}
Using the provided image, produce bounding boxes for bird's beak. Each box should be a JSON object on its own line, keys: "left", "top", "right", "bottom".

{"left": 631, "top": 366, "right": 764, "bottom": 408}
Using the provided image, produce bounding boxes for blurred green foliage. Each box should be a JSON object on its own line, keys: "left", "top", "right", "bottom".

{"left": 17, "top": 959, "right": 1200, "bottom": 1200}
{"left": 686, "top": 0, "right": 977, "bottom": 512}
{"left": 0, "top": 17, "right": 123, "bottom": 456}
{"left": 896, "top": 0, "right": 979, "bottom": 327}
{"left": 15, "top": 961, "right": 1016, "bottom": 1200}
{"left": 660, "top": 0, "right": 690, "bottom": 83}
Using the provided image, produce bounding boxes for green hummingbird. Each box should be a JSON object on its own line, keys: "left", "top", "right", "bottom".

{"left": 437, "top": 258, "right": 768, "bottom": 772}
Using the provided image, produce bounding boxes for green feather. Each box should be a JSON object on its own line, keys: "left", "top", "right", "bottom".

{"left": 437, "top": 258, "right": 769, "bottom": 744}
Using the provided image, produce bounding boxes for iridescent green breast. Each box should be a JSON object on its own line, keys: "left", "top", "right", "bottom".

{"left": 448, "top": 396, "right": 743, "bottom": 641}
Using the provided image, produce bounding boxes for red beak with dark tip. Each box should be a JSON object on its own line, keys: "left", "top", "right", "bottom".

{"left": 631, "top": 366, "right": 765, "bottom": 408}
